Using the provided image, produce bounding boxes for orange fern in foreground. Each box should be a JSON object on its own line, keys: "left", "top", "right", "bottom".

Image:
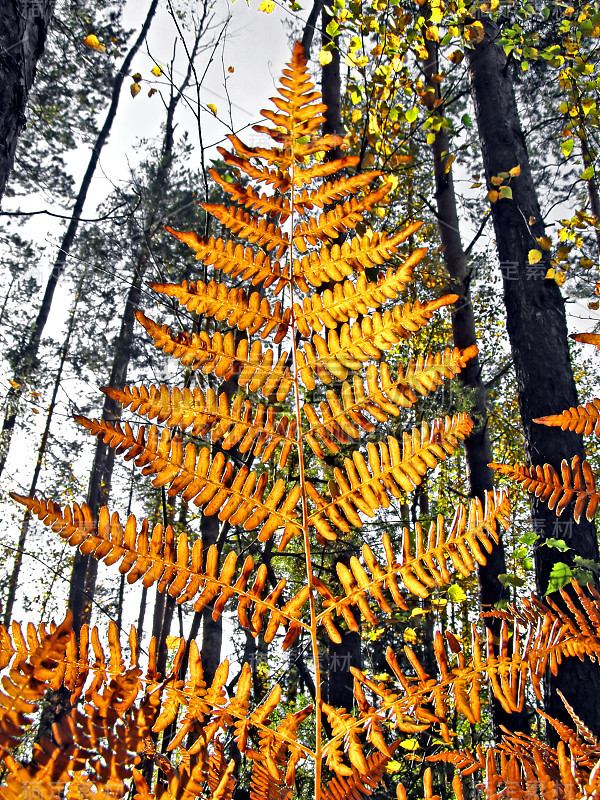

{"left": 8, "top": 42, "right": 600, "bottom": 800}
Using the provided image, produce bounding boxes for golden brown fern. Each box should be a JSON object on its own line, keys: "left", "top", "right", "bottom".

{"left": 7, "top": 41, "right": 534, "bottom": 800}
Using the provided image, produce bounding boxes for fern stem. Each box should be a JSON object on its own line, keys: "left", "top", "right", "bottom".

{"left": 289, "top": 161, "right": 323, "bottom": 799}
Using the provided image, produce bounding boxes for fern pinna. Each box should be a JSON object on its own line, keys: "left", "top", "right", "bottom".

{"left": 9, "top": 42, "right": 600, "bottom": 800}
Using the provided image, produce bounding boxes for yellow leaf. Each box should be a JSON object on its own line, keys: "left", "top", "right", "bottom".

{"left": 8, "top": 380, "right": 20, "bottom": 390}
{"left": 386, "top": 760, "right": 403, "bottom": 774}
{"left": 430, "top": 7, "right": 444, "bottom": 24}
{"left": 399, "top": 738, "right": 420, "bottom": 751}
{"left": 445, "top": 154, "right": 456, "bottom": 174}
{"left": 509, "top": 164, "right": 521, "bottom": 177}
{"left": 487, "top": 189, "right": 499, "bottom": 203}
{"left": 410, "top": 607, "right": 429, "bottom": 617}
{"left": 536, "top": 236, "right": 551, "bottom": 251}
{"left": 448, "top": 49, "right": 464, "bottom": 64}
{"left": 151, "top": 65, "right": 163, "bottom": 76}
{"left": 465, "top": 21, "right": 484, "bottom": 43}
{"left": 426, "top": 25, "right": 440, "bottom": 42}
{"left": 404, "top": 627, "right": 418, "bottom": 644}
{"left": 130, "top": 82, "right": 141, "bottom": 97}
{"left": 83, "top": 34, "right": 106, "bottom": 53}
{"left": 580, "top": 258, "right": 594, "bottom": 269}
{"left": 207, "top": 103, "right": 218, "bottom": 116}
{"left": 165, "top": 636, "right": 181, "bottom": 650}
{"left": 528, "top": 249, "right": 543, "bottom": 264}
{"left": 319, "top": 49, "right": 333, "bottom": 66}
{"left": 351, "top": 109, "right": 362, "bottom": 123}
{"left": 491, "top": 175, "right": 504, "bottom": 186}
{"left": 259, "top": 0, "right": 276, "bottom": 11}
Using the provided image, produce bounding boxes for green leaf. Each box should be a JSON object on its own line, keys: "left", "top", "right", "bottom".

{"left": 573, "top": 555, "right": 600, "bottom": 574}
{"left": 543, "top": 537, "right": 571, "bottom": 552}
{"left": 546, "top": 562, "right": 573, "bottom": 594}
{"left": 498, "top": 574, "right": 526, "bottom": 588}
{"left": 448, "top": 584, "right": 467, "bottom": 602}
{"left": 498, "top": 185, "right": 513, "bottom": 200}
{"left": 561, "top": 139, "right": 574, "bottom": 158}
{"left": 581, "top": 166, "right": 595, "bottom": 181}
{"left": 405, "top": 107, "right": 418, "bottom": 123}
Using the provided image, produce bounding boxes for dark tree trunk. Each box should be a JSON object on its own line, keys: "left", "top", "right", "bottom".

{"left": 0, "top": 0, "right": 55, "bottom": 204}
{"left": 423, "top": 37, "right": 528, "bottom": 735}
{"left": 467, "top": 17, "right": 600, "bottom": 735}
{"left": 0, "top": 0, "right": 160, "bottom": 480}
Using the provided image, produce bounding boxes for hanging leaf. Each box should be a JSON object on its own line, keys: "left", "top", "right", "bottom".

{"left": 151, "top": 65, "right": 163, "bottom": 76}
{"left": 130, "top": 82, "right": 141, "bottom": 97}
{"left": 83, "top": 34, "right": 106, "bottom": 53}
{"left": 528, "top": 249, "right": 543, "bottom": 264}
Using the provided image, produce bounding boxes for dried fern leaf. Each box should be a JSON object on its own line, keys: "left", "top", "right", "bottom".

{"left": 150, "top": 279, "right": 291, "bottom": 342}
{"left": 316, "top": 491, "right": 508, "bottom": 637}
{"left": 320, "top": 746, "right": 396, "bottom": 800}
{"left": 297, "top": 295, "right": 458, "bottom": 387}
{"left": 571, "top": 331, "right": 600, "bottom": 349}
{"left": 293, "top": 225, "right": 425, "bottom": 289}
{"left": 489, "top": 455, "right": 599, "bottom": 522}
{"left": 0, "top": 615, "right": 71, "bottom": 754}
{"left": 302, "top": 347, "right": 477, "bottom": 457}
{"left": 308, "top": 414, "right": 473, "bottom": 539}
{"left": 209, "top": 166, "right": 292, "bottom": 221}
{"left": 292, "top": 185, "right": 392, "bottom": 252}
{"left": 102, "top": 385, "right": 296, "bottom": 468}
{"left": 166, "top": 229, "right": 290, "bottom": 295}
{"left": 322, "top": 703, "right": 367, "bottom": 777}
{"left": 202, "top": 203, "right": 290, "bottom": 258}
{"left": 293, "top": 247, "right": 424, "bottom": 337}
{"left": 294, "top": 171, "right": 381, "bottom": 210}
{"left": 135, "top": 311, "right": 293, "bottom": 401}
{"left": 72, "top": 417, "right": 302, "bottom": 544}
{"left": 10, "top": 495, "right": 308, "bottom": 637}
{"left": 534, "top": 399, "right": 600, "bottom": 437}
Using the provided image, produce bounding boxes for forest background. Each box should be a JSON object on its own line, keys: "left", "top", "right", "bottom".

{"left": 1, "top": 0, "right": 600, "bottom": 796}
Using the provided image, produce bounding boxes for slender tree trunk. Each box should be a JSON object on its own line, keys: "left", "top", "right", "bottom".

{"left": 423, "top": 37, "right": 529, "bottom": 735}
{"left": 0, "top": 0, "right": 160, "bottom": 480}
{"left": 0, "top": 0, "right": 56, "bottom": 204}
{"left": 4, "top": 272, "right": 85, "bottom": 627}
{"left": 467, "top": 16, "right": 600, "bottom": 735}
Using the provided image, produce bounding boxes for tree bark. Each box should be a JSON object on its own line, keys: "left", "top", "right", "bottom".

{"left": 0, "top": 0, "right": 160, "bottom": 480}
{"left": 467, "top": 17, "right": 600, "bottom": 735}
{"left": 0, "top": 0, "right": 55, "bottom": 204}
{"left": 423, "top": 37, "right": 529, "bottom": 735}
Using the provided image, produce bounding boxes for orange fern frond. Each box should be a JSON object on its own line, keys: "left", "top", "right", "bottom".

{"left": 202, "top": 203, "right": 290, "bottom": 257}
{"left": 293, "top": 171, "right": 381, "bottom": 211}
{"left": 489, "top": 454, "right": 599, "bottom": 522}
{"left": 297, "top": 295, "right": 459, "bottom": 388}
{"left": 165, "top": 229, "right": 290, "bottom": 294}
{"left": 150, "top": 279, "right": 291, "bottom": 342}
{"left": 102, "top": 385, "right": 296, "bottom": 467}
{"left": 308, "top": 414, "right": 473, "bottom": 539}
{"left": 292, "top": 226, "right": 426, "bottom": 289}
{"left": 135, "top": 312, "right": 293, "bottom": 401}
{"left": 293, "top": 248, "right": 424, "bottom": 337}
{"left": 315, "top": 491, "right": 508, "bottom": 638}
{"left": 10, "top": 495, "right": 308, "bottom": 640}
{"left": 534, "top": 399, "right": 600, "bottom": 436}
{"left": 0, "top": 615, "right": 71, "bottom": 753}
{"left": 302, "top": 347, "right": 477, "bottom": 457}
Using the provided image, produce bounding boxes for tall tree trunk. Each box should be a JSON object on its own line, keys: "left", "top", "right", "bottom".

{"left": 0, "top": 0, "right": 55, "bottom": 204}
{"left": 467, "top": 16, "right": 600, "bottom": 735}
{"left": 0, "top": 0, "right": 160, "bottom": 480}
{"left": 423, "top": 36, "right": 528, "bottom": 735}
{"left": 4, "top": 271, "right": 85, "bottom": 627}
